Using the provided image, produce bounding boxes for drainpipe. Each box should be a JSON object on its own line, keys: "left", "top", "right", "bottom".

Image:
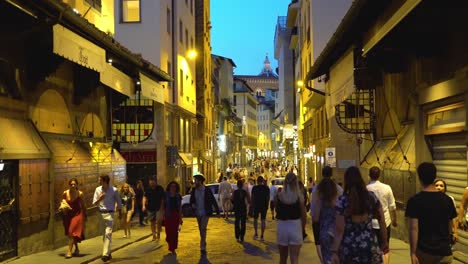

{"left": 171, "top": 0, "right": 177, "bottom": 105}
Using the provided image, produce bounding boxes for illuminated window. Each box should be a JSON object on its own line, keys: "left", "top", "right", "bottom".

{"left": 121, "top": 0, "right": 140, "bottom": 22}
{"left": 112, "top": 92, "right": 154, "bottom": 143}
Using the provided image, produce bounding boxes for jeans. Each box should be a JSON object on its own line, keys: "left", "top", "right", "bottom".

{"left": 99, "top": 212, "right": 114, "bottom": 257}
{"left": 234, "top": 211, "right": 247, "bottom": 240}
{"left": 136, "top": 203, "right": 145, "bottom": 224}
{"left": 196, "top": 215, "right": 209, "bottom": 251}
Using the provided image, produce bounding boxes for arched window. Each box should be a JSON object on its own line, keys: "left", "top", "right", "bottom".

{"left": 112, "top": 92, "right": 154, "bottom": 143}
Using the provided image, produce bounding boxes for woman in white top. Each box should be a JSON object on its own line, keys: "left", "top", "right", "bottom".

{"left": 434, "top": 179, "right": 458, "bottom": 244}
{"left": 276, "top": 173, "right": 306, "bottom": 264}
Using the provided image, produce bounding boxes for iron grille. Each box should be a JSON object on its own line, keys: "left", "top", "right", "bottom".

{"left": 335, "top": 89, "right": 375, "bottom": 134}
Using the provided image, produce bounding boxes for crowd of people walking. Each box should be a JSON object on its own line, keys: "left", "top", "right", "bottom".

{"left": 56, "top": 160, "right": 468, "bottom": 263}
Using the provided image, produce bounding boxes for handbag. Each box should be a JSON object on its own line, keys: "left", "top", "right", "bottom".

{"left": 59, "top": 199, "right": 72, "bottom": 213}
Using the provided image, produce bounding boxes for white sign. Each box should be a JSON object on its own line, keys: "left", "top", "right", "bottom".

{"left": 338, "top": 159, "right": 356, "bottom": 169}
{"left": 100, "top": 63, "right": 134, "bottom": 97}
{"left": 140, "top": 72, "right": 164, "bottom": 104}
{"left": 325, "top": 147, "right": 336, "bottom": 168}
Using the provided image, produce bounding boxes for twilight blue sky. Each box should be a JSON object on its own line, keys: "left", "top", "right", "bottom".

{"left": 211, "top": 0, "right": 290, "bottom": 75}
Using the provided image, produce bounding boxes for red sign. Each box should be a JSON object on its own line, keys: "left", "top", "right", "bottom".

{"left": 121, "top": 151, "right": 157, "bottom": 163}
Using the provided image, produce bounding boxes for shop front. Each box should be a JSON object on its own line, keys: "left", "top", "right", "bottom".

{"left": 421, "top": 85, "right": 467, "bottom": 253}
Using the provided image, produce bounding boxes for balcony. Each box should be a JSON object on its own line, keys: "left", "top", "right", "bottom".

{"left": 286, "top": 0, "right": 300, "bottom": 27}
{"left": 289, "top": 27, "right": 298, "bottom": 49}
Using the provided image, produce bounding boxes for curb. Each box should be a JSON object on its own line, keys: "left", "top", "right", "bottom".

{"left": 80, "top": 234, "right": 153, "bottom": 264}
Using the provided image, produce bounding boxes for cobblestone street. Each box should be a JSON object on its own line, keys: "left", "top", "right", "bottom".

{"left": 89, "top": 216, "right": 318, "bottom": 264}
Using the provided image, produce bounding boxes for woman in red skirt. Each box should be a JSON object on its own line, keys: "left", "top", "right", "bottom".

{"left": 62, "top": 178, "right": 86, "bottom": 258}
{"left": 164, "top": 181, "right": 183, "bottom": 254}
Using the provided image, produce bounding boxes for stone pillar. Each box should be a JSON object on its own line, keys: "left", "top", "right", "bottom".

{"left": 155, "top": 103, "right": 167, "bottom": 187}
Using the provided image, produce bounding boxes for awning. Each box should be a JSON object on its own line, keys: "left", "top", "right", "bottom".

{"left": 53, "top": 24, "right": 105, "bottom": 72}
{"left": 140, "top": 72, "right": 165, "bottom": 104}
{"left": 100, "top": 63, "right": 135, "bottom": 97}
{"left": 178, "top": 152, "right": 193, "bottom": 166}
{"left": 362, "top": 0, "right": 422, "bottom": 56}
{"left": 326, "top": 47, "right": 355, "bottom": 117}
{"left": 0, "top": 117, "right": 50, "bottom": 159}
{"left": 43, "top": 134, "right": 125, "bottom": 164}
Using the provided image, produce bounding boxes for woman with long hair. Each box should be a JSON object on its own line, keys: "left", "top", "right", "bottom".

{"left": 276, "top": 172, "right": 307, "bottom": 264}
{"left": 62, "top": 178, "right": 86, "bottom": 258}
{"left": 315, "top": 175, "right": 340, "bottom": 264}
{"left": 231, "top": 179, "right": 250, "bottom": 242}
{"left": 331, "top": 166, "right": 387, "bottom": 264}
{"left": 119, "top": 183, "right": 135, "bottom": 238}
{"left": 164, "top": 181, "right": 182, "bottom": 254}
{"left": 434, "top": 179, "right": 458, "bottom": 245}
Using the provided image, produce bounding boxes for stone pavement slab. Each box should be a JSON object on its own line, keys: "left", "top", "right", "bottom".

{"left": 4, "top": 217, "right": 467, "bottom": 264}
{"left": 4, "top": 224, "right": 153, "bottom": 264}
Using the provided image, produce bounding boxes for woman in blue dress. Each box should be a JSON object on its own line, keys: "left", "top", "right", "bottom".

{"left": 315, "top": 177, "right": 340, "bottom": 264}
{"left": 331, "top": 166, "right": 388, "bottom": 264}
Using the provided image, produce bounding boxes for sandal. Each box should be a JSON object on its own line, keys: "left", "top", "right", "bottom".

{"left": 65, "top": 253, "right": 72, "bottom": 259}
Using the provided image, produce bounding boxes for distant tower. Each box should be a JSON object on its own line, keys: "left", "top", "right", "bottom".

{"left": 259, "top": 53, "right": 277, "bottom": 77}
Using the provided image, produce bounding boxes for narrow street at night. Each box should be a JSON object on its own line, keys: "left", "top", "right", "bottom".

{"left": 1, "top": 0, "right": 467, "bottom": 263}
{"left": 88, "top": 217, "right": 318, "bottom": 264}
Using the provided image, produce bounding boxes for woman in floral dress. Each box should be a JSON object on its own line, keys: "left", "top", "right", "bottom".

{"left": 331, "top": 166, "right": 388, "bottom": 264}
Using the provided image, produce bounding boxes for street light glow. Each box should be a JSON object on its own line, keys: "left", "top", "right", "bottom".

{"left": 187, "top": 50, "right": 198, "bottom": 59}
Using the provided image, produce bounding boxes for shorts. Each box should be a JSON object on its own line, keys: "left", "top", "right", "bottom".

{"left": 277, "top": 219, "right": 303, "bottom": 246}
{"left": 254, "top": 207, "right": 268, "bottom": 220}
{"left": 373, "top": 224, "right": 391, "bottom": 246}
{"left": 147, "top": 210, "right": 163, "bottom": 222}
{"left": 416, "top": 249, "right": 452, "bottom": 264}
{"left": 270, "top": 201, "right": 276, "bottom": 210}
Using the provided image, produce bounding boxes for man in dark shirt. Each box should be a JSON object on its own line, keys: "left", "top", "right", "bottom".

{"left": 142, "top": 177, "right": 165, "bottom": 241}
{"left": 405, "top": 162, "right": 457, "bottom": 264}
{"left": 251, "top": 176, "right": 270, "bottom": 241}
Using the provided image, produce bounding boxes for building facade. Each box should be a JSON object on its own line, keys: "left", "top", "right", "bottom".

{"left": 274, "top": 16, "right": 295, "bottom": 126}
{"left": 0, "top": 0, "right": 169, "bottom": 260}
{"left": 212, "top": 55, "right": 241, "bottom": 171}
{"left": 233, "top": 78, "right": 258, "bottom": 167}
{"left": 303, "top": 0, "right": 468, "bottom": 259}
{"left": 284, "top": 0, "right": 351, "bottom": 183}
{"left": 194, "top": 0, "right": 215, "bottom": 182}
{"left": 114, "top": 0, "right": 198, "bottom": 191}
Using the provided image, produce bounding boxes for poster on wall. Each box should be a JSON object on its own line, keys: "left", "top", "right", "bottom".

{"left": 325, "top": 147, "right": 336, "bottom": 168}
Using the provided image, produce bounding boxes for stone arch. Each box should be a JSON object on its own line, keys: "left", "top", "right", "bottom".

{"left": 31, "top": 89, "right": 73, "bottom": 134}
{"left": 80, "top": 113, "right": 105, "bottom": 138}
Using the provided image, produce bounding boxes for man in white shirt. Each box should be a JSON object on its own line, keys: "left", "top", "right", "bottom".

{"left": 218, "top": 176, "right": 233, "bottom": 219}
{"left": 93, "top": 175, "right": 122, "bottom": 262}
{"left": 366, "top": 167, "right": 397, "bottom": 264}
